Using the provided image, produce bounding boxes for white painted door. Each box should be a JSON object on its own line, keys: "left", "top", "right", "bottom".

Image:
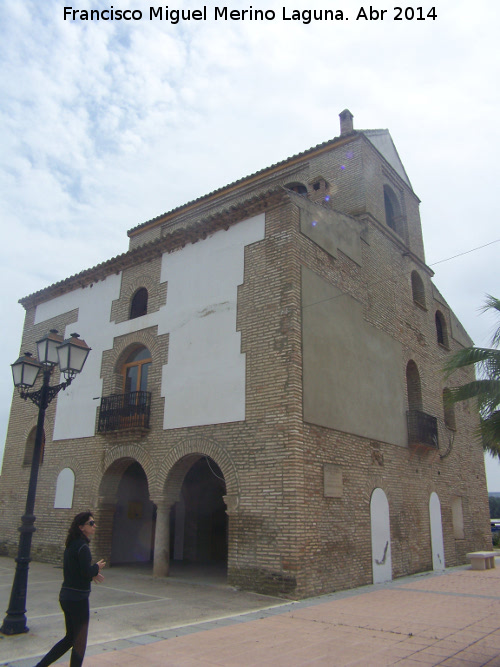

{"left": 370, "top": 488, "right": 392, "bottom": 583}
{"left": 429, "top": 492, "right": 445, "bottom": 571}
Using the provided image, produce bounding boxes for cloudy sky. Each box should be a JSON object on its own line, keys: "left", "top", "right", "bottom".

{"left": 1, "top": 0, "right": 499, "bottom": 485}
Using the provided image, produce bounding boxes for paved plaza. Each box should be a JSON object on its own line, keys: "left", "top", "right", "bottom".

{"left": 1, "top": 556, "right": 500, "bottom": 666}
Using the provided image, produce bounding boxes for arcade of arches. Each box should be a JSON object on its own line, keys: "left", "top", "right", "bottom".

{"left": 96, "top": 455, "right": 228, "bottom": 577}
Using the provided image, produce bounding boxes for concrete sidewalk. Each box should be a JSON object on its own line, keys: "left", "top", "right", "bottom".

{"left": 1, "top": 557, "right": 500, "bottom": 666}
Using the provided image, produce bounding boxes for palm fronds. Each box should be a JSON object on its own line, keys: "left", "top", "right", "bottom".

{"left": 444, "top": 295, "right": 500, "bottom": 458}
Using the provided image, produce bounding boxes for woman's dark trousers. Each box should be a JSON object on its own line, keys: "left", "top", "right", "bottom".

{"left": 36, "top": 598, "right": 89, "bottom": 667}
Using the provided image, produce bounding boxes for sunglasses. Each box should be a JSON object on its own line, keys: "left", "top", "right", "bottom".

{"left": 86, "top": 520, "right": 96, "bottom": 526}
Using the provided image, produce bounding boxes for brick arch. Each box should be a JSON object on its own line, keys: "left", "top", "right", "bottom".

{"left": 365, "top": 480, "right": 394, "bottom": 508}
{"left": 383, "top": 184, "right": 406, "bottom": 238}
{"left": 129, "top": 287, "right": 149, "bottom": 319}
{"left": 435, "top": 310, "right": 449, "bottom": 348}
{"left": 21, "top": 419, "right": 39, "bottom": 443}
{"left": 411, "top": 270, "right": 426, "bottom": 309}
{"left": 156, "top": 436, "right": 240, "bottom": 505}
{"left": 110, "top": 328, "right": 164, "bottom": 375}
{"left": 100, "top": 326, "right": 168, "bottom": 397}
{"left": 406, "top": 360, "right": 422, "bottom": 411}
{"left": 98, "top": 444, "right": 156, "bottom": 499}
{"left": 22, "top": 424, "right": 45, "bottom": 466}
{"left": 122, "top": 274, "right": 158, "bottom": 305}
{"left": 109, "top": 259, "right": 167, "bottom": 325}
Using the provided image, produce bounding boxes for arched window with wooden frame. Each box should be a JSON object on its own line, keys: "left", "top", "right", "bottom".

{"left": 129, "top": 288, "right": 148, "bottom": 320}
{"left": 98, "top": 345, "right": 153, "bottom": 433}
{"left": 122, "top": 346, "right": 152, "bottom": 395}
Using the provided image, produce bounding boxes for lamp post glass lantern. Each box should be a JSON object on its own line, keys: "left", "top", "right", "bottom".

{"left": 36, "top": 329, "right": 64, "bottom": 366}
{"left": 11, "top": 353, "right": 41, "bottom": 388}
{"left": 1, "top": 331, "right": 90, "bottom": 636}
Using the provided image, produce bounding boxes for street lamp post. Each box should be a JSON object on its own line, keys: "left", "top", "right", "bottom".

{"left": 0, "top": 330, "right": 91, "bottom": 635}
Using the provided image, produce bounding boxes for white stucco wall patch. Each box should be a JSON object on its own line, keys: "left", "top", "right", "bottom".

{"left": 159, "top": 213, "right": 265, "bottom": 429}
{"left": 35, "top": 274, "right": 122, "bottom": 440}
{"left": 32, "top": 213, "right": 265, "bottom": 439}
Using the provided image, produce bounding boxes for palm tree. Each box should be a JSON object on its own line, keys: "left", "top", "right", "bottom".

{"left": 444, "top": 295, "right": 500, "bottom": 458}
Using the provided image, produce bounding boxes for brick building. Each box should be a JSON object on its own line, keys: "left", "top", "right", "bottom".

{"left": 0, "top": 110, "right": 490, "bottom": 598}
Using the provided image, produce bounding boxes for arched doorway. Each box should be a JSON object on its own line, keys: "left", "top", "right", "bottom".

{"left": 370, "top": 487, "right": 392, "bottom": 584}
{"left": 110, "top": 461, "right": 156, "bottom": 565}
{"left": 170, "top": 456, "right": 227, "bottom": 567}
{"left": 429, "top": 492, "right": 445, "bottom": 571}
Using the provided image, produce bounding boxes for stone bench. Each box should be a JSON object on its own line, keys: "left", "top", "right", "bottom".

{"left": 466, "top": 551, "right": 497, "bottom": 570}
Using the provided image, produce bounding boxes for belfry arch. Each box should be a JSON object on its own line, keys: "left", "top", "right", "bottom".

{"left": 152, "top": 438, "right": 240, "bottom": 578}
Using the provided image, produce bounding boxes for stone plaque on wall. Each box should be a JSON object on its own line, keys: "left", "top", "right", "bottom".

{"left": 324, "top": 464, "right": 343, "bottom": 498}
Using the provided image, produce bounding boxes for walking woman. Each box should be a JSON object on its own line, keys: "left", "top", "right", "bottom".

{"left": 36, "top": 511, "right": 105, "bottom": 667}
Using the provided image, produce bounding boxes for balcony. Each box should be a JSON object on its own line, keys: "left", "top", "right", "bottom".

{"left": 97, "top": 391, "right": 151, "bottom": 434}
{"left": 407, "top": 409, "right": 439, "bottom": 450}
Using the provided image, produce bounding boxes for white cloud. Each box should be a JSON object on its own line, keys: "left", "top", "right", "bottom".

{"left": 1, "top": 0, "right": 499, "bottom": 485}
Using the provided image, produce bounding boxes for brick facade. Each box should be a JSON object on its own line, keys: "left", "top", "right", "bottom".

{"left": 0, "top": 112, "right": 490, "bottom": 599}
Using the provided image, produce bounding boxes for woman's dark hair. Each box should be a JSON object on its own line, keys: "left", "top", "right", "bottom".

{"left": 66, "top": 511, "right": 93, "bottom": 548}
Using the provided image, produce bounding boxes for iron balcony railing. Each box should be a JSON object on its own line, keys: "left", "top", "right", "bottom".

{"left": 407, "top": 409, "right": 439, "bottom": 449}
{"left": 97, "top": 391, "right": 151, "bottom": 433}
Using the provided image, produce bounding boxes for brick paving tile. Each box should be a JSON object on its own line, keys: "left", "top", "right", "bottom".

{"left": 393, "top": 656, "right": 441, "bottom": 666}
{"left": 380, "top": 659, "right": 432, "bottom": 667}
{"left": 379, "top": 644, "right": 419, "bottom": 657}
{"left": 81, "top": 652, "right": 140, "bottom": 666}
{"left": 484, "top": 658, "right": 500, "bottom": 667}
{"left": 155, "top": 659, "right": 210, "bottom": 667}
{"left": 479, "top": 651, "right": 500, "bottom": 662}
{"left": 472, "top": 623, "right": 500, "bottom": 633}
{"left": 472, "top": 642, "right": 500, "bottom": 653}
{"left": 480, "top": 632, "right": 500, "bottom": 647}
{"left": 262, "top": 641, "right": 341, "bottom": 664}
{"left": 453, "top": 630, "right": 497, "bottom": 643}
{"left": 460, "top": 649, "right": 500, "bottom": 663}
{"left": 478, "top": 643, "right": 500, "bottom": 656}
{"left": 432, "top": 638, "right": 475, "bottom": 650}
{"left": 22, "top": 566, "right": 500, "bottom": 667}
{"left": 360, "top": 653, "right": 415, "bottom": 666}
{"left": 391, "top": 625, "right": 436, "bottom": 639}
{"left": 393, "top": 635, "right": 436, "bottom": 649}
{"left": 404, "top": 654, "right": 446, "bottom": 665}
{"left": 247, "top": 655, "right": 322, "bottom": 667}
{"left": 417, "top": 628, "right": 456, "bottom": 641}
{"left": 413, "top": 645, "right": 461, "bottom": 659}
{"left": 289, "top": 641, "right": 376, "bottom": 666}
{"left": 304, "top": 659, "right": 350, "bottom": 666}
{"left": 439, "top": 658, "right": 487, "bottom": 667}
{"left": 361, "top": 644, "right": 419, "bottom": 662}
